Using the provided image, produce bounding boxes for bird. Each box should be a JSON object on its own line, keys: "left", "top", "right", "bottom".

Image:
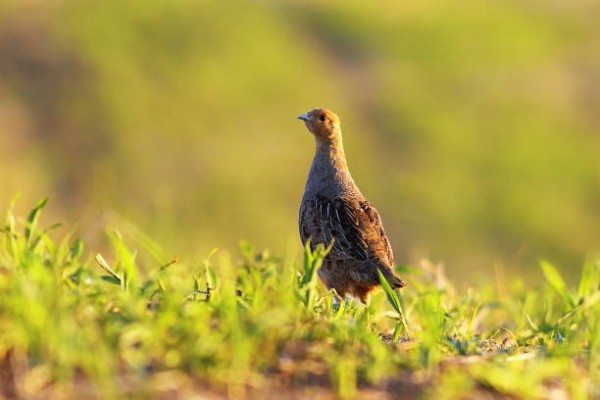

{"left": 297, "top": 107, "right": 406, "bottom": 303}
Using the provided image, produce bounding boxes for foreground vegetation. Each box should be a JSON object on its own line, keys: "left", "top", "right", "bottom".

{"left": 1, "top": 199, "right": 599, "bottom": 399}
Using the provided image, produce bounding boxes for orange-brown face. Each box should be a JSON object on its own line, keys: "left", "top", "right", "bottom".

{"left": 297, "top": 108, "right": 341, "bottom": 141}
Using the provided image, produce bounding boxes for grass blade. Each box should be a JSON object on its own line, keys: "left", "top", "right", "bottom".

{"left": 540, "top": 260, "right": 575, "bottom": 308}
{"left": 95, "top": 253, "right": 122, "bottom": 285}
{"left": 378, "top": 269, "right": 402, "bottom": 314}
{"left": 25, "top": 197, "right": 48, "bottom": 243}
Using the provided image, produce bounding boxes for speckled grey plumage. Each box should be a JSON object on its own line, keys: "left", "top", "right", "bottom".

{"left": 297, "top": 108, "right": 406, "bottom": 302}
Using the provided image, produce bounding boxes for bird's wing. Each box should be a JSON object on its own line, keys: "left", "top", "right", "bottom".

{"left": 301, "top": 195, "right": 394, "bottom": 268}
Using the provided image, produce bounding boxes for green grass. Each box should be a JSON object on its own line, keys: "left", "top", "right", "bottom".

{"left": 0, "top": 198, "right": 598, "bottom": 399}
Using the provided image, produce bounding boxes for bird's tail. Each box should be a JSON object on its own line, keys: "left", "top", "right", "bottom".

{"left": 390, "top": 275, "right": 407, "bottom": 289}
{"left": 379, "top": 267, "right": 407, "bottom": 289}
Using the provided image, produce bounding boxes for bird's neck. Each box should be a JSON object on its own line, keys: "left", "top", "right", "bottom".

{"left": 318, "top": 142, "right": 349, "bottom": 172}
{"left": 304, "top": 135, "right": 357, "bottom": 196}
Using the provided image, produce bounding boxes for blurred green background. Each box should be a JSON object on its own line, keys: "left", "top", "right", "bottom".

{"left": 1, "top": 0, "right": 599, "bottom": 282}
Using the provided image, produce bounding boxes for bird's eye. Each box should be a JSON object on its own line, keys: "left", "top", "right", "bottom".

{"left": 319, "top": 115, "right": 326, "bottom": 122}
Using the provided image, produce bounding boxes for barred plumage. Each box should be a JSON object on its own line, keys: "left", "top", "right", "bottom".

{"left": 297, "top": 108, "right": 406, "bottom": 302}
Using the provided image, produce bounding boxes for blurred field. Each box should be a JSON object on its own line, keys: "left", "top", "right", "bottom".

{"left": 1, "top": 0, "right": 599, "bottom": 282}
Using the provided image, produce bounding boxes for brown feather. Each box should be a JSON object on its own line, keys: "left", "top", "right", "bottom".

{"left": 298, "top": 108, "right": 406, "bottom": 302}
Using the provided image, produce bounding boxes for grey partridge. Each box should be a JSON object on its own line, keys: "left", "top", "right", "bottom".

{"left": 298, "top": 108, "right": 406, "bottom": 303}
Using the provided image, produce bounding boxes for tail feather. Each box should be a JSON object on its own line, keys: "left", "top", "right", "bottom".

{"left": 379, "top": 267, "right": 407, "bottom": 289}
{"left": 391, "top": 275, "right": 407, "bottom": 289}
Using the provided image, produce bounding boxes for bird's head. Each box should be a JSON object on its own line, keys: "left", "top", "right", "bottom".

{"left": 297, "top": 108, "right": 341, "bottom": 142}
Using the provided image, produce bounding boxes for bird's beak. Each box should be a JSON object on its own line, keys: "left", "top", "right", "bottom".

{"left": 297, "top": 112, "right": 310, "bottom": 121}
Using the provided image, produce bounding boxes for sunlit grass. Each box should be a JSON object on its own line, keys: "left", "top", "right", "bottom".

{"left": 0, "top": 198, "right": 598, "bottom": 398}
